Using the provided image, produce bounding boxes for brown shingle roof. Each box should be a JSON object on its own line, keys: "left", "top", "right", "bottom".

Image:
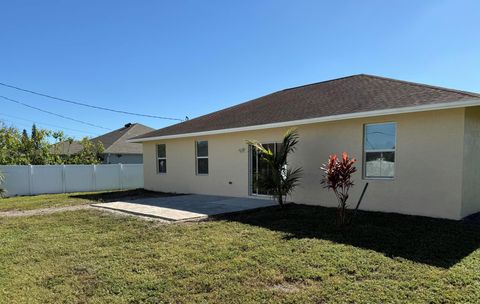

{"left": 96, "top": 123, "right": 154, "bottom": 154}
{"left": 133, "top": 74, "right": 480, "bottom": 140}
{"left": 55, "top": 123, "right": 154, "bottom": 155}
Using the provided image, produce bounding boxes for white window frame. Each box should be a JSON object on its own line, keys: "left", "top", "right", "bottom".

{"left": 195, "top": 140, "right": 209, "bottom": 175}
{"left": 363, "top": 122, "right": 396, "bottom": 180}
{"left": 156, "top": 144, "right": 167, "bottom": 174}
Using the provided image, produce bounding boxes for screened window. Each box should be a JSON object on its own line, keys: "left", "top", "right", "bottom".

{"left": 196, "top": 141, "right": 208, "bottom": 175}
{"left": 364, "top": 122, "right": 396, "bottom": 178}
{"left": 157, "top": 144, "right": 167, "bottom": 174}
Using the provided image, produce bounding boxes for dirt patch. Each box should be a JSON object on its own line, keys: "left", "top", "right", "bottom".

{"left": 69, "top": 189, "right": 182, "bottom": 203}
{"left": 269, "top": 282, "right": 304, "bottom": 293}
{"left": 0, "top": 204, "right": 171, "bottom": 223}
{"left": 0, "top": 205, "right": 92, "bottom": 218}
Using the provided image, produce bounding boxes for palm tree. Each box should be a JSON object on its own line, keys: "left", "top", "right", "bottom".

{"left": 246, "top": 128, "right": 303, "bottom": 208}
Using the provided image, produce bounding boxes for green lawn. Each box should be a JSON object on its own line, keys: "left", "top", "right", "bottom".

{"left": 0, "top": 203, "right": 479, "bottom": 303}
{"left": 0, "top": 189, "right": 173, "bottom": 212}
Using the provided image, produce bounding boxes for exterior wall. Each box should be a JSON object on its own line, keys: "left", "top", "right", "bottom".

{"left": 102, "top": 153, "right": 143, "bottom": 164}
{"left": 461, "top": 107, "right": 480, "bottom": 217}
{"left": 143, "top": 108, "right": 467, "bottom": 219}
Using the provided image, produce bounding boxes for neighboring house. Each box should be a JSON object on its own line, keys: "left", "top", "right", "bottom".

{"left": 129, "top": 74, "right": 480, "bottom": 220}
{"left": 56, "top": 123, "right": 154, "bottom": 164}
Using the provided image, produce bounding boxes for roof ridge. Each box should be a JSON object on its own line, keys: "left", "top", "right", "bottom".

{"left": 150, "top": 92, "right": 280, "bottom": 130}
{"left": 279, "top": 74, "right": 362, "bottom": 93}
{"left": 360, "top": 74, "right": 480, "bottom": 98}
{"left": 130, "top": 74, "right": 480, "bottom": 141}
{"left": 91, "top": 126, "right": 122, "bottom": 142}
{"left": 123, "top": 124, "right": 143, "bottom": 139}
{"left": 105, "top": 124, "right": 141, "bottom": 151}
{"left": 151, "top": 74, "right": 364, "bottom": 130}
{"left": 114, "top": 123, "right": 155, "bottom": 148}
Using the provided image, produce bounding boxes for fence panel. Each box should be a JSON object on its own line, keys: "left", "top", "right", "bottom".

{"left": 0, "top": 164, "right": 144, "bottom": 197}
{"left": 64, "top": 165, "right": 94, "bottom": 193}
{"left": 31, "top": 165, "right": 63, "bottom": 195}
{"left": 122, "top": 164, "right": 143, "bottom": 189}
{"left": 95, "top": 165, "right": 121, "bottom": 191}
{"left": 0, "top": 165, "right": 30, "bottom": 196}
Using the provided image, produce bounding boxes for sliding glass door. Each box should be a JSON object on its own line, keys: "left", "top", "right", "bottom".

{"left": 250, "top": 143, "right": 278, "bottom": 195}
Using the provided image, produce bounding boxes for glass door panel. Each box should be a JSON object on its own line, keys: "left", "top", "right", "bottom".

{"left": 251, "top": 143, "right": 276, "bottom": 195}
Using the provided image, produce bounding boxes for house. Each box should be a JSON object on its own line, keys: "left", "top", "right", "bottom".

{"left": 56, "top": 123, "right": 154, "bottom": 164}
{"left": 129, "top": 74, "right": 480, "bottom": 220}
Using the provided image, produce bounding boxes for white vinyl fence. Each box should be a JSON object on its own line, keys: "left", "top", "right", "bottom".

{"left": 0, "top": 164, "right": 143, "bottom": 197}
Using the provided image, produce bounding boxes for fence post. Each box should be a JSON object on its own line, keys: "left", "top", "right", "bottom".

{"left": 62, "top": 165, "right": 66, "bottom": 193}
{"left": 92, "top": 165, "right": 97, "bottom": 191}
{"left": 119, "top": 163, "right": 124, "bottom": 190}
{"left": 28, "top": 165, "right": 34, "bottom": 195}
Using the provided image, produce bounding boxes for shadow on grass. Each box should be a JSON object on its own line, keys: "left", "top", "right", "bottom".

{"left": 216, "top": 204, "right": 480, "bottom": 269}
{"left": 70, "top": 189, "right": 180, "bottom": 203}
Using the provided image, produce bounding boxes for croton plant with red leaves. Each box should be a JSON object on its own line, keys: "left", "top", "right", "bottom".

{"left": 321, "top": 152, "right": 357, "bottom": 226}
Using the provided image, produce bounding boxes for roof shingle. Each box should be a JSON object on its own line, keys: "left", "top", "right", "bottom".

{"left": 134, "top": 74, "right": 480, "bottom": 140}
{"left": 55, "top": 123, "right": 154, "bottom": 155}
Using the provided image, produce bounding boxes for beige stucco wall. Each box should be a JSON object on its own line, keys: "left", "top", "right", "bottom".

{"left": 144, "top": 108, "right": 472, "bottom": 220}
{"left": 461, "top": 107, "right": 480, "bottom": 217}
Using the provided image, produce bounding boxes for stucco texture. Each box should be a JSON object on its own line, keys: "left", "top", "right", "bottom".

{"left": 143, "top": 108, "right": 479, "bottom": 220}
{"left": 461, "top": 107, "right": 480, "bottom": 218}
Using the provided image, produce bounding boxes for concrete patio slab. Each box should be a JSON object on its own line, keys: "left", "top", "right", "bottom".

{"left": 91, "top": 194, "right": 276, "bottom": 221}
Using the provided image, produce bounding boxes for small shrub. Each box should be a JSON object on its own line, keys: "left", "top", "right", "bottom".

{"left": 246, "top": 128, "right": 303, "bottom": 208}
{"left": 321, "top": 152, "right": 357, "bottom": 226}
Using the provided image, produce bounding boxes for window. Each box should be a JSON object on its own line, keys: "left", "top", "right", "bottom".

{"left": 157, "top": 144, "right": 167, "bottom": 174}
{"left": 364, "top": 122, "right": 396, "bottom": 178}
{"left": 196, "top": 141, "right": 208, "bottom": 175}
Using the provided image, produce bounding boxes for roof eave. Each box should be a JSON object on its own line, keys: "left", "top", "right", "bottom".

{"left": 128, "top": 98, "right": 480, "bottom": 143}
{"left": 101, "top": 152, "right": 143, "bottom": 155}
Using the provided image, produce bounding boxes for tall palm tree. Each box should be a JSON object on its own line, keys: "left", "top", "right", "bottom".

{"left": 246, "top": 128, "right": 303, "bottom": 208}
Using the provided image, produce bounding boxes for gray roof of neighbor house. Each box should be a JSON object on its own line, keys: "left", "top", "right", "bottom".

{"left": 55, "top": 123, "right": 154, "bottom": 155}
{"left": 131, "top": 74, "right": 480, "bottom": 141}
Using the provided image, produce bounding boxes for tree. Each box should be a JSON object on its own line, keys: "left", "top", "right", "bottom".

{"left": 0, "top": 123, "right": 28, "bottom": 165}
{"left": 68, "top": 138, "right": 104, "bottom": 164}
{"left": 246, "top": 128, "right": 303, "bottom": 208}
{"left": 31, "top": 124, "right": 39, "bottom": 150}
{"left": 321, "top": 152, "right": 357, "bottom": 227}
{"left": 65, "top": 137, "right": 75, "bottom": 156}
{"left": 29, "top": 124, "right": 53, "bottom": 165}
{"left": 49, "top": 131, "right": 69, "bottom": 164}
{"left": 0, "top": 121, "right": 104, "bottom": 165}
{"left": 21, "top": 129, "right": 29, "bottom": 155}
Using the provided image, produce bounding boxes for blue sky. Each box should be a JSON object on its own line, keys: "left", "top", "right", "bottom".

{"left": 1, "top": 0, "right": 479, "bottom": 139}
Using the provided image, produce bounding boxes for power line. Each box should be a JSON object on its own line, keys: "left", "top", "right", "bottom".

{"left": 0, "top": 113, "right": 101, "bottom": 136}
{"left": 0, "top": 81, "right": 184, "bottom": 121}
{"left": 0, "top": 95, "right": 111, "bottom": 130}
